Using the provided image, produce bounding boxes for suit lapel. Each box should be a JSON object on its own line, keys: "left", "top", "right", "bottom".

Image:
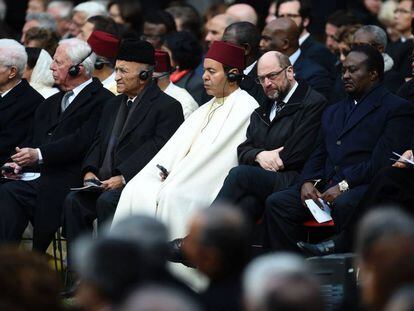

{"left": 118, "top": 83, "right": 158, "bottom": 142}
{"left": 338, "top": 85, "right": 385, "bottom": 138}
{"left": 0, "top": 79, "right": 29, "bottom": 111}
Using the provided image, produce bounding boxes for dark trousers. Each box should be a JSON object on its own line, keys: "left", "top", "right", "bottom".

{"left": 0, "top": 179, "right": 40, "bottom": 246}
{"left": 63, "top": 188, "right": 122, "bottom": 242}
{"left": 263, "top": 184, "right": 368, "bottom": 252}
{"left": 213, "top": 165, "right": 299, "bottom": 221}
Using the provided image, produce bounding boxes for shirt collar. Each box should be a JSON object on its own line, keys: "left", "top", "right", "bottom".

{"left": 289, "top": 49, "right": 301, "bottom": 66}
{"left": 102, "top": 71, "right": 115, "bottom": 88}
{"left": 1, "top": 80, "right": 21, "bottom": 98}
{"left": 71, "top": 78, "right": 93, "bottom": 98}
{"left": 244, "top": 61, "right": 257, "bottom": 75}
{"left": 281, "top": 81, "right": 298, "bottom": 104}
{"left": 298, "top": 32, "right": 310, "bottom": 46}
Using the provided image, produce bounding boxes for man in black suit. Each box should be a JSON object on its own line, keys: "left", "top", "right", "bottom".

{"left": 0, "top": 39, "right": 44, "bottom": 164}
{"left": 0, "top": 38, "right": 114, "bottom": 251}
{"left": 262, "top": 45, "right": 414, "bottom": 256}
{"left": 353, "top": 25, "right": 405, "bottom": 94}
{"left": 212, "top": 50, "right": 326, "bottom": 222}
{"left": 275, "top": 0, "right": 337, "bottom": 76}
{"left": 222, "top": 22, "right": 268, "bottom": 106}
{"left": 386, "top": 0, "right": 414, "bottom": 79}
{"left": 63, "top": 39, "right": 184, "bottom": 248}
{"left": 260, "top": 17, "right": 333, "bottom": 100}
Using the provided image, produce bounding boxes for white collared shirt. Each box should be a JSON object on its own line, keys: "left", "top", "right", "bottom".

{"left": 299, "top": 32, "right": 310, "bottom": 46}
{"left": 289, "top": 49, "right": 301, "bottom": 66}
{"left": 37, "top": 78, "right": 93, "bottom": 163}
{"left": 244, "top": 61, "right": 257, "bottom": 75}
{"left": 102, "top": 71, "right": 116, "bottom": 89}
{"left": 1, "top": 80, "right": 21, "bottom": 98}
{"left": 269, "top": 81, "right": 299, "bottom": 121}
{"left": 64, "top": 78, "right": 93, "bottom": 108}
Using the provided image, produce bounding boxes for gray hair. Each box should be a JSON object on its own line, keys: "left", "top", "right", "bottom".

{"left": 59, "top": 38, "right": 96, "bottom": 77}
{"left": 0, "top": 0, "right": 6, "bottom": 21}
{"left": 108, "top": 215, "right": 168, "bottom": 266}
{"left": 47, "top": 1, "right": 73, "bottom": 19}
{"left": 73, "top": 1, "right": 107, "bottom": 19}
{"left": 356, "top": 25, "right": 388, "bottom": 49}
{"left": 356, "top": 207, "right": 414, "bottom": 258}
{"left": 120, "top": 285, "right": 201, "bottom": 311}
{"left": 0, "top": 39, "right": 27, "bottom": 79}
{"left": 25, "top": 12, "right": 57, "bottom": 32}
{"left": 244, "top": 252, "right": 324, "bottom": 311}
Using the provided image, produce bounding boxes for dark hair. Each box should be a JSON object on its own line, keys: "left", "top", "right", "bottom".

{"left": 87, "top": 15, "right": 120, "bottom": 38}
{"left": 107, "top": 0, "right": 143, "bottom": 34}
{"left": 223, "top": 21, "right": 260, "bottom": 58}
{"left": 144, "top": 10, "right": 177, "bottom": 33}
{"left": 24, "top": 27, "right": 58, "bottom": 57}
{"left": 198, "top": 206, "right": 251, "bottom": 276}
{"left": 276, "top": 0, "right": 312, "bottom": 21}
{"left": 165, "top": 4, "right": 201, "bottom": 38}
{"left": 326, "top": 10, "right": 360, "bottom": 27}
{"left": 25, "top": 47, "right": 42, "bottom": 69}
{"left": 350, "top": 44, "right": 384, "bottom": 81}
{"left": 0, "top": 247, "right": 61, "bottom": 311}
{"left": 164, "top": 31, "right": 202, "bottom": 70}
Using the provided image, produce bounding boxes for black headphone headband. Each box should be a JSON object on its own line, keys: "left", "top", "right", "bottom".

{"left": 68, "top": 49, "right": 93, "bottom": 77}
{"left": 138, "top": 67, "right": 154, "bottom": 81}
{"left": 227, "top": 71, "right": 244, "bottom": 83}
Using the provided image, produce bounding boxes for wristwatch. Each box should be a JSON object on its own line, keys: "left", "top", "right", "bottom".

{"left": 338, "top": 180, "right": 349, "bottom": 193}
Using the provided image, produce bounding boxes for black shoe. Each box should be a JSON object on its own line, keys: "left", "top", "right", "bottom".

{"left": 167, "top": 238, "right": 195, "bottom": 268}
{"left": 168, "top": 238, "right": 184, "bottom": 263}
{"left": 297, "top": 240, "right": 336, "bottom": 257}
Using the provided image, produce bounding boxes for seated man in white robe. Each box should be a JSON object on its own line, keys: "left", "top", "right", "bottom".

{"left": 112, "top": 40, "right": 259, "bottom": 245}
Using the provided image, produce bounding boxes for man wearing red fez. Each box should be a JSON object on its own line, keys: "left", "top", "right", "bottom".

{"left": 113, "top": 41, "right": 259, "bottom": 288}
{"left": 87, "top": 30, "right": 120, "bottom": 94}
{"left": 154, "top": 50, "right": 198, "bottom": 119}
{"left": 62, "top": 39, "right": 184, "bottom": 264}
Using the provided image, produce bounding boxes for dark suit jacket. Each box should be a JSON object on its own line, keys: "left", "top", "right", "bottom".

{"left": 28, "top": 78, "right": 114, "bottom": 250}
{"left": 82, "top": 82, "right": 184, "bottom": 182}
{"left": 294, "top": 52, "right": 332, "bottom": 101}
{"left": 0, "top": 79, "right": 43, "bottom": 163}
{"left": 386, "top": 39, "right": 414, "bottom": 79}
{"left": 238, "top": 81, "right": 326, "bottom": 173}
{"left": 240, "top": 62, "right": 268, "bottom": 106}
{"left": 397, "top": 79, "right": 414, "bottom": 103}
{"left": 300, "top": 84, "right": 414, "bottom": 189}
{"left": 300, "top": 35, "right": 337, "bottom": 77}
{"left": 175, "top": 69, "right": 211, "bottom": 105}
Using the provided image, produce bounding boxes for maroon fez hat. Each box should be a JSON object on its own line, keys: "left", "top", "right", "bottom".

{"left": 205, "top": 41, "right": 245, "bottom": 70}
{"left": 87, "top": 30, "right": 120, "bottom": 59}
{"left": 154, "top": 50, "right": 172, "bottom": 73}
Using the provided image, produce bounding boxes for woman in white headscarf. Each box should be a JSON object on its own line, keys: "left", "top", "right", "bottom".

{"left": 24, "top": 47, "right": 59, "bottom": 98}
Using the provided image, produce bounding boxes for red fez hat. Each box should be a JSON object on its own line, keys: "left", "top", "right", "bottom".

{"left": 154, "top": 50, "right": 172, "bottom": 73}
{"left": 205, "top": 41, "right": 245, "bottom": 70}
{"left": 87, "top": 30, "right": 120, "bottom": 59}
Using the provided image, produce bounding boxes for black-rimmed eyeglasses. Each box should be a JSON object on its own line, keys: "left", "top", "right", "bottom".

{"left": 255, "top": 66, "right": 289, "bottom": 84}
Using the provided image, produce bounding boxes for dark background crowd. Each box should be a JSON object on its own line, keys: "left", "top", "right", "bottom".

{"left": 1, "top": 0, "right": 414, "bottom": 311}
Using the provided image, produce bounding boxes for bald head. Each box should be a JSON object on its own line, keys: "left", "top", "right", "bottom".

{"left": 257, "top": 51, "right": 295, "bottom": 101}
{"left": 260, "top": 17, "right": 300, "bottom": 55}
{"left": 226, "top": 3, "right": 258, "bottom": 25}
{"left": 205, "top": 13, "right": 239, "bottom": 48}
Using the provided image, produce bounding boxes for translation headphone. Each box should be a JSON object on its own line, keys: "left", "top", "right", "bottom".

{"left": 94, "top": 58, "right": 110, "bottom": 70}
{"left": 138, "top": 67, "right": 154, "bottom": 81}
{"left": 226, "top": 71, "right": 244, "bottom": 83}
{"left": 68, "top": 49, "right": 93, "bottom": 77}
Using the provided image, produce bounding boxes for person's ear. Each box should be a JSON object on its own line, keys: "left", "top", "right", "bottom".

{"left": 242, "top": 43, "right": 251, "bottom": 56}
{"left": 369, "top": 69, "right": 379, "bottom": 81}
{"left": 303, "top": 17, "right": 310, "bottom": 29}
{"left": 8, "top": 66, "right": 17, "bottom": 80}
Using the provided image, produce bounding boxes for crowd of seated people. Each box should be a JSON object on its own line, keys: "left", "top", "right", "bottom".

{"left": 1, "top": 0, "right": 414, "bottom": 310}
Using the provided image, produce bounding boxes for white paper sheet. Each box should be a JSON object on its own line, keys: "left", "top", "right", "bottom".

{"left": 305, "top": 198, "right": 332, "bottom": 223}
